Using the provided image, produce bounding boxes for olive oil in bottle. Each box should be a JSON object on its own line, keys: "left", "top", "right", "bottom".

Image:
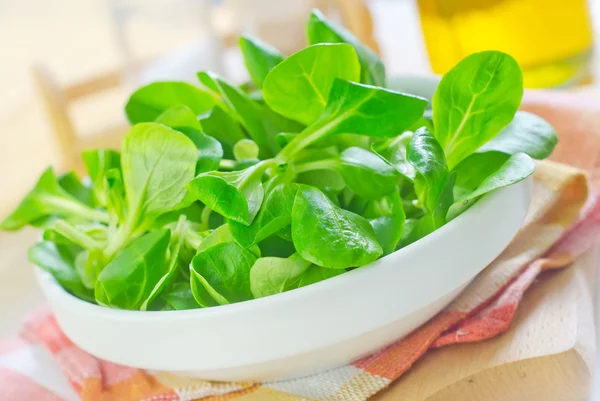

{"left": 417, "top": 0, "right": 594, "bottom": 88}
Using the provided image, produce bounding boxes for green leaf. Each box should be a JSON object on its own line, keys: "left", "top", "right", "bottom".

{"left": 261, "top": 105, "right": 306, "bottom": 135}
{"left": 407, "top": 128, "right": 449, "bottom": 214}
{"left": 278, "top": 79, "right": 428, "bottom": 161}
{"left": 153, "top": 202, "right": 204, "bottom": 229}
{"left": 431, "top": 171, "right": 456, "bottom": 228}
{"left": 155, "top": 105, "right": 223, "bottom": 174}
{"left": 229, "top": 183, "right": 298, "bottom": 247}
{"left": 187, "top": 160, "right": 273, "bottom": 225}
{"left": 399, "top": 173, "right": 455, "bottom": 246}
{"left": 75, "top": 249, "right": 107, "bottom": 289}
{"left": 183, "top": 129, "right": 223, "bottom": 174}
{"left": 105, "top": 168, "right": 126, "bottom": 224}
{"left": 318, "top": 80, "right": 426, "bottom": 137}
{"left": 197, "top": 223, "right": 261, "bottom": 257}
{"left": 294, "top": 146, "right": 340, "bottom": 164}
{"left": 190, "top": 242, "right": 257, "bottom": 306}
{"left": 372, "top": 132, "right": 416, "bottom": 181}
{"left": 452, "top": 152, "right": 508, "bottom": 199}
{"left": 125, "top": 82, "right": 216, "bottom": 124}
{"left": 307, "top": 9, "right": 386, "bottom": 86}
{"left": 228, "top": 158, "right": 261, "bottom": 171}
{"left": 58, "top": 224, "right": 108, "bottom": 244}
{"left": 0, "top": 168, "right": 108, "bottom": 231}
{"left": 297, "top": 264, "right": 343, "bottom": 287}
{"left": 233, "top": 139, "right": 260, "bottom": 161}
{"left": 42, "top": 228, "right": 72, "bottom": 245}
{"left": 398, "top": 217, "right": 427, "bottom": 248}
{"left": 122, "top": 123, "right": 198, "bottom": 220}
{"left": 257, "top": 183, "right": 298, "bottom": 240}
{"left": 198, "top": 106, "right": 247, "bottom": 159}
{"left": 363, "top": 190, "right": 405, "bottom": 255}
{"left": 460, "top": 153, "right": 533, "bottom": 200}
{"left": 292, "top": 186, "right": 382, "bottom": 268}
{"left": 408, "top": 116, "right": 434, "bottom": 133}
{"left": 57, "top": 172, "right": 94, "bottom": 206}
{"left": 294, "top": 151, "right": 345, "bottom": 191}
{"left": 95, "top": 230, "right": 171, "bottom": 310}
{"left": 97, "top": 123, "right": 198, "bottom": 262}
{"left": 258, "top": 234, "right": 296, "bottom": 258}
{"left": 47, "top": 220, "right": 105, "bottom": 250}
{"left": 28, "top": 242, "right": 93, "bottom": 301}
{"left": 198, "top": 71, "right": 279, "bottom": 156}
{"left": 82, "top": 150, "right": 121, "bottom": 206}
{"left": 162, "top": 282, "right": 200, "bottom": 310}
{"left": 432, "top": 51, "right": 523, "bottom": 169}
{"left": 196, "top": 224, "right": 232, "bottom": 253}
{"left": 154, "top": 104, "right": 203, "bottom": 130}
{"left": 297, "top": 169, "right": 346, "bottom": 192}
{"left": 239, "top": 35, "right": 285, "bottom": 88}
{"left": 263, "top": 43, "right": 360, "bottom": 125}
{"left": 250, "top": 253, "right": 342, "bottom": 299}
{"left": 140, "top": 217, "right": 188, "bottom": 310}
{"left": 250, "top": 253, "right": 312, "bottom": 298}
{"left": 339, "top": 147, "right": 401, "bottom": 200}
{"left": 450, "top": 152, "right": 534, "bottom": 219}
{"left": 476, "top": 111, "right": 557, "bottom": 159}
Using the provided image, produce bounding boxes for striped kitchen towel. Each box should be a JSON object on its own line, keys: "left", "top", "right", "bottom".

{"left": 1, "top": 90, "right": 600, "bottom": 401}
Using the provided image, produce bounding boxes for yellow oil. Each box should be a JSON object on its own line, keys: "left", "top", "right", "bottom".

{"left": 417, "top": 0, "right": 594, "bottom": 88}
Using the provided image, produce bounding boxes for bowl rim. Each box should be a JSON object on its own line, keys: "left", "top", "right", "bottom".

{"left": 37, "top": 175, "right": 528, "bottom": 319}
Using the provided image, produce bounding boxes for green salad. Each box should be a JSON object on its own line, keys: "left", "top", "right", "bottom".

{"left": 1, "top": 10, "right": 557, "bottom": 311}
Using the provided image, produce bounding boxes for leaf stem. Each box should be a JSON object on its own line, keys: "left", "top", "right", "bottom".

{"left": 276, "top": 112, "right": 344, "bottom": 163}
{"left": 246, "top": 158, "right": 278, "bottom": 179}
{"left": 200, "top": 206, "right": 212, "bottom": 231}
{"left": 219, "top": 159, "right": 237, "bottom": 170}
{"left": 173, "top": 215, "right": 188, "bottom": 240}
{"left": 293, "top": 158, "right": 339, "bottom": 174}
{"left": 43, "top": 196, "right": 110, "bottom": 224}
{"left": 184, "top": 229, "right": 203, "bottom": 250}
{"left": 54, "top": 220, "right": 102, "bottom": 250}
{"left": 102, "top": 215, "right": 147, "bottom": 261}
{"left": 140, "top": 215, "right": 188, "bottom": 311}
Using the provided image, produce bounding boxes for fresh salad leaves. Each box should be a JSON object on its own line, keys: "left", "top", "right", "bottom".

{"left": 125, "top": 82, "right": 216, "bottom": 124}
{"left": 292, "top": 185, "right": 382, "bottom": 268}
{"left": 306, "top": 9, "right": 386, "bottom": 86}
{"left": 239, "top": 35, "right": 285, "bottom": 89}
{"left": 407, "top": 127, "right": 450, "bottom": 228}
{"left": 263, "top": 43, "right": 360, "bottom": 125}
{"left": 476, "top": 111, "right": 557, "bottom": 159}
{"left": 29, "top": 242, "right": 93, "bottom": 301}
{"left": 0, "top": 168, "right": 109, "bottom": 231}
{"left": 250, "top": 253, "right": 342, "bottom": 298}
{"left": 187, "top": 159, "right": 275, "bottom": 225}
{"left": 432, "top": 51, "right": 523, "bottom": 169}
{"left": 276, "top": 79, "right": 428, "bottom": 161}
{"left": 190, "top": 242, "right": 257, "bottom": 306}
{"left": 96, "top": 230, "right": 171, "bottom": 309}
{"left": 2, "top": 9, "right": 557, "bottom": 311}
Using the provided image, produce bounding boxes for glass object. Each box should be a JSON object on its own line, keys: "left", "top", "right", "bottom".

{"left": 417, "top": 0, "right": 594, "bottom": 88}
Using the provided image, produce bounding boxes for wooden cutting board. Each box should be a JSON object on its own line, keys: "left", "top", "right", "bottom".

{"left": 373, "top": 247, "right": 598, "bottom": 401}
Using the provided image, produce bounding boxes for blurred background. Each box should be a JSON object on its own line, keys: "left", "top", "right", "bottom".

{"left": 1, "top": 0, "right": 600, "bottom": 216}
{"left": 0, "top": 0, "right": 600, "bottom": 332}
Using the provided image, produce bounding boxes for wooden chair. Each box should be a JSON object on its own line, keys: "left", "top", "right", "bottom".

{"left": 32, "top": 65, "right": 129, "bottom": 175}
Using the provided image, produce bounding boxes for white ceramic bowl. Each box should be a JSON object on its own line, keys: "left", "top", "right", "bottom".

{"left": 35, "top": 76, "right": 532, "bottom": 381}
